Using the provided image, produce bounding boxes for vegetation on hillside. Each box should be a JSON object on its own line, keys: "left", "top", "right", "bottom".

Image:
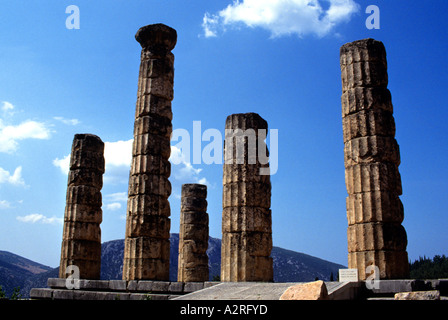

{"left": 409, "top": 255, "right": 448, "bottom": 279}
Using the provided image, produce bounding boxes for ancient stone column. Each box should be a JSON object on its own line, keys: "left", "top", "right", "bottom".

{"left": 178, "top": 184, "right": 209, "bottom": 282}
{"left": 221, "top": 113, "right": 273, "bottom": 282}
{"left": 59, "top": 134, "right": 105, "bottom": 280}
{"left": 340, "top": 38, "right": 409, "bottom": 280}
{"left": 122, "top": 24, "right": 176, "bottom": 281}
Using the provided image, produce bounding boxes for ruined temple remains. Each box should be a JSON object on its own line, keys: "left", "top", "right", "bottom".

{"left": 59, "top": 134, "right": 105, "bottom": 280}
{"left": 122, "top": 24, "right": 176, "bottom": 281}
{"left": 178, "top": 184, "right": 209, "bottom": 282}
{"left": 340, "top": 38, "right": 409, "bottom": 280}
{"left": 221, "top": 113, "right": 273, "bottom": 282}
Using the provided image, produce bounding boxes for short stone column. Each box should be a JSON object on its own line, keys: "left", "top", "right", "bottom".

{"left": 340, "top": 38, "right": 409, "bottom": 280}
{"left": 178, "top": 184, "right": 209, "bottom": 282}
{"left": 59, "top": 134, "right": 105, "bottom": 280}
{"left": 221, "top": 113, "right": 273, "bottom": 282}
{"left": 122, "top": 24, "right": 177, "bottom": 281}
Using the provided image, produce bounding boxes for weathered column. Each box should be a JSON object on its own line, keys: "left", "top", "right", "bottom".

{"left": 59, "top": 134, "right": 105, "bottom": 280}
{"left": 122, "top": 24, "right": 176, "bottom": 281}
{"left": 340, "top": 38, "right": 409, "bottom": 280}
{"left": 221, "top": 113, "right": 273, "bottom": 282}
{"left": 178, "top": 184, "right": 209, "bottom": 282}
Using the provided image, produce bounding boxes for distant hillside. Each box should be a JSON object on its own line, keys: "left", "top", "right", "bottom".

{"left": 1, "top": 234, "right": 345, "bottom": 298}
{"left": 0, "top": 250, "right": 54, "bottom": 297}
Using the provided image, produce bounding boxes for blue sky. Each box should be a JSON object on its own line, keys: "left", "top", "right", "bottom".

{"left": 0, "top": 0, "right": 447, "bottom": 269}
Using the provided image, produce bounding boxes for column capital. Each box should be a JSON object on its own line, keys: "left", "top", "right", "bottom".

{"left": 135, "top": 23, "right": 177, "bottom": 51}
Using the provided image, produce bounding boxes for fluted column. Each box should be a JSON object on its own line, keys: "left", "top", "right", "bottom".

{"left": 59, "top": 134, "right": 104, "bottom": 280}
{"left": 221, "top": 113, "right": 273, "bottom": 282}
{"left": 340, "top": 38, "right": 409, "bottom": 280}
{"left": 122, "top": 24, "right": 176, "bottom": 281}
{"left": 178, "top": 184, "right": 209, "bottom": 282}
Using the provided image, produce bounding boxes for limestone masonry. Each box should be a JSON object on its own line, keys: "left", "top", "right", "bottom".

{"left": 221, "top": 113, "right": 273, "bottom": 282}
{"left": 59, "top": 134, "right": 105, "bottom": 280}
{"left": 122, "top": 23, "right": 177, "bottom": 281}
{"left": 178, "top": 184, "right": 209, "bottom": 282}
{"left": 340, "top": 39, "right": 409, "bottom": 280}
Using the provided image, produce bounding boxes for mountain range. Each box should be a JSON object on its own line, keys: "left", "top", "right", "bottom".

{"left": 0, "top": 234, "right": 345, "bottom": 298}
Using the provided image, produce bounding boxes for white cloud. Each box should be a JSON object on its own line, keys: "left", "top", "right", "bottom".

{"left": 0, "top": 200, "right": 12, "bottom": 209}
{"left": 0, "top": 166, "right": 25, "bottom": 186}
{"left": 169, "top": 146, "right": 210, "bottom": 187}
{"left": 105, "top": 192, "right": 127, "bottom": 203}
{"left": 53, "top": 116, "right": 80, "bottom": 126}
{"left": 53, "top": 154, "right": 71, "bottom": 175}
{"left": 53, "top": 139, "right": 133, "bottom": 185}
{"left": 104, "top": 140, "right": 133, "bottom": 168}
{"left": 16, "top": 213, "right": 63, "bottom": 225}
{"left": 202, "top": 0, "right": 360, "bottom": 38}
{"left": 105, "top": 202, "right": 122, "bottom": 211}
{"left": 2, "top": 101, "right": 14, "bottom": 113}
{"left": 0, "top": 119, "right": 52, "bottom": 153}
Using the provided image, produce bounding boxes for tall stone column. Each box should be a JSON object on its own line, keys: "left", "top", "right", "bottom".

{"left": 340, "top": 38, "right": 409, "bottom": 280}
{"left": 178, "top": 184, "right": 209, "bottom": 282}
{"left": 59, "top": 134, "right": 105, "bottom": 280}
{"left": 122, "top": 24, "right": 176, "bottom": 281}
{"left": 221, "top": 113, "right": 273, "bottom": 282}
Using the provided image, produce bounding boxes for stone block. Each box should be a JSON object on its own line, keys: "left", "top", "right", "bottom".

{"left": 346, "top": 191, "right": 404, "bottom": 225}
{"left": 342, "top": 108, "right": 395, "bottom": 143}
{"left": 130, "top": 154, "right": 171, "bottom": 177}
{"left": 345, "top": 163, "right": 402, "bottom": 195}
{"left": 341, "top": 60, "right": 388, "bottom": 92}
{"left": 132, "top": 133, "right": 171, "bottom": 158}
{"left": 181, "top": 184, "right": 207, "bottom": 198}
{"left": 179, "top": 224, "right": 209, "bottom": 242}
{"left": 180, "top": 211, "right": 209, "bottom": 226}
{"left": 184, "top": 282, "right": 204, "bottom": 293}
{"left": 344, "top": 136, "right": 400, "bottom": 167}
{"left": 30, "top": 288, "right": 53, "bottom": 300}
{"left": 109, "top": 280, "right": 127, "bottom": 291}
{"left": 127, "top": 194, "right": 171, "bottom": 217}
{"left": 133, "top": 114, "right": 173, "bottom": 137}
{"left": 169, "top": 282, "right": 184, "bottom": 293}
{"left": 151, "top": 281, "right": 170, "bottom": 292}
{"left": 135, "top": 94, "right": 172, "bottom": 120}
{"left": 280, "top": 281, "right": 328, "bottom": 300}
{"left": 62, "top": 221, "right": 101, "bottom": 242}
{"left": 222, "top": 181, "right": 271, "bottom": 208}
{"left": 341, "top": 87, "right": 393, "bottom": 118}
{"left": 223, "top": 163, "right": 270, "bottom": 184}
{"left": 124, "top": 237, "right": 170, "bottom": 260}
{"left": 63, "top": 204, "right": 102, "bottom": 224}
{"left": 348, "top": 250, "right": 409, "bottom": 280}
{"left": 222, "top": 207, "right": 271, "bottom": 233}
{"left": 68, "top": 169, "right": 103, "bottom": 188}
{"left": 340, "top": 38, "right": 387, "bottom": 65}
{"left": 65, "top": 185, "right": 102, "bottom": 206}
{"left": 181, "top": 197, "right": 207, "bottom": 212}
{"left": 122, "top": 257, "right": 169, "bottom": 281}
{"left": 136, "top": 280, "right": 153, "bottom": 292}
{"left": 347, "top": 222, "right": 407, "bottom": 252}
{"left": 394, "top": 290, "right": 440, "bottom": 300}
{"left": 125, "top": 214, "right": 170, "bottom": 239}
{"left": 128, "top": 173, "right": 171, "bottom": 197}
{"left": 139, "top": 76, "right": 174, "bottom": 100}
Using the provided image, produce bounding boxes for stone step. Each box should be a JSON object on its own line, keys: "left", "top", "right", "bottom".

{"left": 30, "top": 278, "right": 219, "bottom": 300}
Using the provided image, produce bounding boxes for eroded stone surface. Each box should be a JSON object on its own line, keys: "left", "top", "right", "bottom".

{"left": 123, "top": 24, "right": 176, "bottom": 281}
{"left": 221, "top": 113, "right": 273, "bottom": 282}
{"left": 340, "top": 39, "right": 409, "bottom": 280}
{"left": 59, "top": 134, "right": 104, "bottom": 280}
{"left": 178, "top": 184, "right": 209, "bottom": 282}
